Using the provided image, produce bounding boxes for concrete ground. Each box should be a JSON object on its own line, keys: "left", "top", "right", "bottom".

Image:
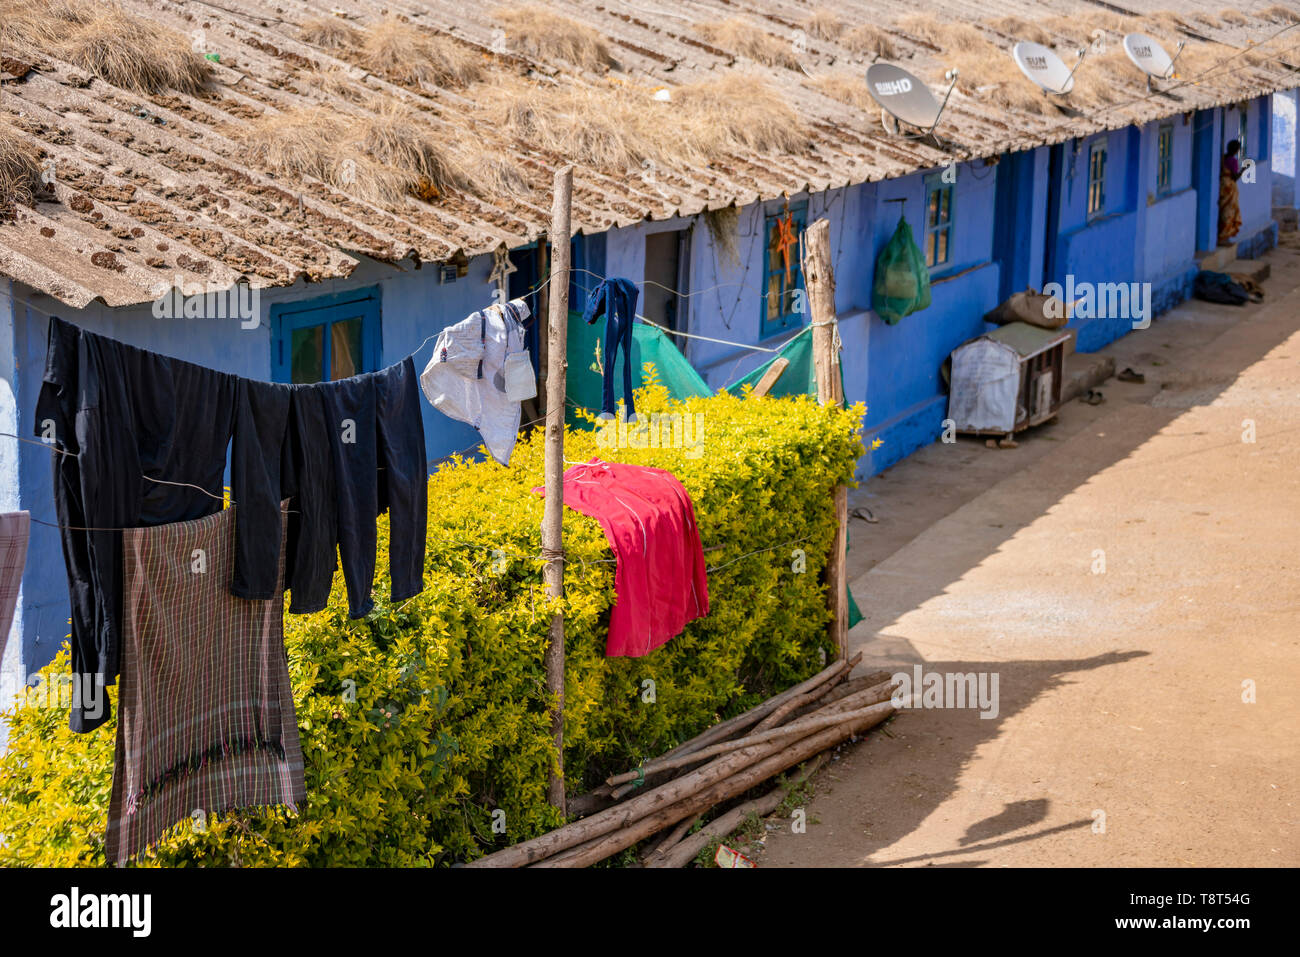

{"left": 757, "top": 239, "right": 1300, "bottom": 867}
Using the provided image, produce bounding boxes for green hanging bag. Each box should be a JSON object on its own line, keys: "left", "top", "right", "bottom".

{"left": 872, "top": 215, "right": 932, "bottom": 324}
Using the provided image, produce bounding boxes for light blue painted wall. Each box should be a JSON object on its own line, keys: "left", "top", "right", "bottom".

{"left": 1232, "top": 98, "right": 1275, "bottom": 248}
{"left": 1138, "top": 116, "right": 1199, "bottom": 315}
{"left": 1272, "top": 88, "right": 1296, "bottom": 208}
{"left": 0, "top": 282, "right": 22, "bottom": 734}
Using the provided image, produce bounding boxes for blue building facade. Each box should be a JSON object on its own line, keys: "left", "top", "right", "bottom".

{"left": 1, "top": 90, "right": 1293, "bottom": 708}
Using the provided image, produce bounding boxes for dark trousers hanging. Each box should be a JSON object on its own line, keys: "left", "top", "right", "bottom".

{"left": 284, "top": 357, "right": 427, "bottom": 619}
{"left": 582, "top": 277, "right": 640, "bottom": 422}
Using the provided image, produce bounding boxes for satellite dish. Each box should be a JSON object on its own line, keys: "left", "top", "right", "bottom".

{"left": 1012, "top": 41, "right": 1081, "bottom": 96}
{"left": 865, "top": 62, "right": 956, "bottom": 138}
{"left": 1123, "top": 32, "right": 1184, "bottom": 84}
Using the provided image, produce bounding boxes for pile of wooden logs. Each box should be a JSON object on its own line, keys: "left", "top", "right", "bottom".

{"left": 466, "top": 656, "right": 898, "bottom": 868}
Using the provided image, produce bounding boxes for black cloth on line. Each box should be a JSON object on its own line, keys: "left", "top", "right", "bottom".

{"left": 282, "top": 357, "right": 427, "bottom": 618}
{"left": 35, "top": 317, "right": 427, "bottom": 733}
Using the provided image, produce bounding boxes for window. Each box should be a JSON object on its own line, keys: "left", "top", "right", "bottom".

{"left": 924, "top": 175, "right": 954, "bottom": 269}
{"left": 1238, "top": 108, "right": 1248, "bottom": 160}
{"left": 271, "top": 287, "right": 381, "bottom": 383}
{"left": 761, "top": 203, "right": 806, "bottom": 336}
{"left": 1156, "top": 123, "right": 1173, "bottom": 194}
{"left": 1087, "top": 140, "right": 1107, "bottom": 218}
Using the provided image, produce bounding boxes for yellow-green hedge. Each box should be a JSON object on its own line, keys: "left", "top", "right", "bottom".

{"left": 0, "top": 377, "right": 864, "bottom": 865}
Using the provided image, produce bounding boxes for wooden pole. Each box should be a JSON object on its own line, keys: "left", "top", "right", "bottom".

{"left": 604, "top": 696, "right": 895, "bottom": 786}
{"left": 532, "top": 705, "right": 894, "bottom": 868}
{"left": 805, "top": 219, "right": 842, "bottom": 407}
{"left": 645, "top": 753, "right": 829, "bottom": 868}
{"left": 541, "top": 166, "right": 573, "bottom": 815}
{"left": 802, "top": 218, "right": 849, "bottom": 663}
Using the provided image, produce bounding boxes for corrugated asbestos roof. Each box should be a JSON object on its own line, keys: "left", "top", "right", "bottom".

{"left": 1, "top": 0, "right": 1297, "bottom": 308}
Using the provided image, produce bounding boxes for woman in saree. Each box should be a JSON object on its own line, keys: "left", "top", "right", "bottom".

{"left": 1218, "top": 139, "right": 1244, "bottom": 246}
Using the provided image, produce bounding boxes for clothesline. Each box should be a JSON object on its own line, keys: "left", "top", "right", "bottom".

{"left": 636, "top": 314, "right": 832, "bottom": 354}
{"left": 0, "top": 430, "right": 251, "bottom": 532}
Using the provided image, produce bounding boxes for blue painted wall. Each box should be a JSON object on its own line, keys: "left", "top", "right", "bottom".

{"left": 858, "top": 163, "right": 1001, "bottom": 474}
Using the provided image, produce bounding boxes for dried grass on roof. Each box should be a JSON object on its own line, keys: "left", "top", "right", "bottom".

{"left": 811, "top": 73, "right": 876, "bottom": 112}
{"left": 988, "top": 16, "right": 1051, "bottom": 47}
{"left": 908, "top": 18, "right": 1054, "bottom": 115}
{"left": 1219, "top": 10, "right": 1249, "bottom": 27}
{"left": 1038, "top": 11, "right": 1127, "bottom": 48}
{"left": 478, "top": 76, "right": 667, "bottom": 172}
{"left": 843, "top": 24, "right": 896, "bottom": 59}
{"left": 0, "top": 0, "right": 209, "bottom": 94}
{"left": 1174, "top": 40, "right": 1248, "bottom": 82}
{"left": 942, "top": 46, "right": 1056, "bottom": 115}
{"left": 803, "top": 10, "right": 845, "bottom": 42}
{"left": 1261, "top": 5, "right": 1300, "bottom": 24}
{"left": 478, "top": 72, "right": 807, "bottom": 174}
{"left": 492, "top": 5, "right": 614, "bottom": 70}
{"left": 236, "top": 105, "right": 480, "bottom": 206}
{"left": 675, "top": 73, "right": 809, "bottom": 156}
{"left": 298, "top": 16, "right": 363, "bottom": 50}
{"left": 899, "top": 15, "right": 988, "bottom": 54}
{"left": 1138, "top": 11, "right": 1188, "bottom": 39}
{"left": 355, "top": 18, "right": 483, "bottom": 88}
{"left": 1068, "top": 49, "right": 1141, "bottom": 108}
{"left": 309, "top": 66, "right": 374, "bottom": 104}
{"left": 697, "top": 19, "right": 799, "bottom": 69}
{"left": 0, "top": 122, "right": 43, "bottom": 219}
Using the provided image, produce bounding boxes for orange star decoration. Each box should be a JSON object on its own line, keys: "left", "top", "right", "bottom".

{"left": 773, "top": 211, "right": 799, "bottom": 284}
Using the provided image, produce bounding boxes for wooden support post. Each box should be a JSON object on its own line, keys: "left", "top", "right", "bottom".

{"left": 541, "top": 167, "right": 573, "bottom": 815}
{"left": 802, "top": 218, "right": 849, "bottom": 662}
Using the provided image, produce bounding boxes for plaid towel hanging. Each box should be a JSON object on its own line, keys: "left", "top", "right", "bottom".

{"left": 105, "top": 504, "right": 304, "bottom": 863}
{"left": 0, "top": 511, "right": 29, "bottom": 665}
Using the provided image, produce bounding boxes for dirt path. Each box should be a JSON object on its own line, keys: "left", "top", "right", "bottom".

{"left": 756, "top": 245, "right": 1300, "bottom": 868}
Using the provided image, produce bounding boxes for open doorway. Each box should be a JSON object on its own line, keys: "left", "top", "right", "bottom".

{"left": 643, "top": 228, "right": 691, "bottom": 333}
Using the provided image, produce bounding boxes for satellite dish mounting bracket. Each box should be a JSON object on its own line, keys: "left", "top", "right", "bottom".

{"left": 1145, "top": 43, "right": 1184, "bottom": 91}
{"left": 880, "top": 70, "right": 958, "bottom": 144}
{"left": 1055, "top": 47, "right": 1089, "bottom": 95}
{"left": 1167, "top": 41, "right": 1186, "bottom": 77}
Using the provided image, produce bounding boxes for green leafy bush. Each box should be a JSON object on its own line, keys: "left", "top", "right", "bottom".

{"left": 0, "top": 378, "right": 863, "bottom": 865}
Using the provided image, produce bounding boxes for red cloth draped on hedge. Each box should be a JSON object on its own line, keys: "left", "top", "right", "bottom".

{"left": 536, "top": 459, "right": 709, "bottom": 657}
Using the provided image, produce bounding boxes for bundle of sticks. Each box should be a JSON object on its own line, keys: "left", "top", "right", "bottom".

{"left": 466, "top": 654, "right": 899, "bottom": 868}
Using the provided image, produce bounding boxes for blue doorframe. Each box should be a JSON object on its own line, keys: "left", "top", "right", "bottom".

{"left": 1192, "top": 108, "right": 1220, "bottom": 252}
{"left": 1043, "top": 143, "right": 1065, "bottom": 289}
